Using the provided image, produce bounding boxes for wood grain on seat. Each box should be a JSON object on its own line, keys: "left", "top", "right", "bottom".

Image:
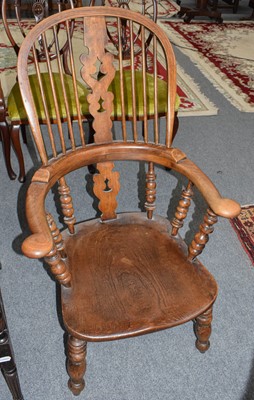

{"left": 62, "top": 213, "right": 217, "bottom": 341}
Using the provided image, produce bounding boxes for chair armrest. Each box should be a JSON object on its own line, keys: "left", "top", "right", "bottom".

{"left": 21, "top": 180, "right": 53, "bottom": 259}
{"left": 176, "top": 158, "right": 241, "bottom": 219}
{"left": 22, "top": 233, "right": 53, "bottom": 259}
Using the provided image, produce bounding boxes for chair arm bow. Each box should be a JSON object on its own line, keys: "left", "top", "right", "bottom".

{"left": 22, "top": 233, "right": 53, "bottom": 259}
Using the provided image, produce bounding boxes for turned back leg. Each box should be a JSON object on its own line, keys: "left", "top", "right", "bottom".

{"left": 194, "top": 306, "right": 213, "bottom": 353}
{"left": 67, "top": 335, "right": 87, "bottom": 396}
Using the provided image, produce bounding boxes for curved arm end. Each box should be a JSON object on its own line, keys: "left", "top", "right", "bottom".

{"left": 214, "top": 198, "right": 241, "bottom": 219}
{"left": 22, "top": 233, "right": 53, "bottom": 259}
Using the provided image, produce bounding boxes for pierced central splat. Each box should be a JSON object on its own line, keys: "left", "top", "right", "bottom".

{"left": 80, "top": 16, "right": 116, "bottom": 144}
{"left": 80, "top": 16, "right": 119, "bottom": 221}
{"left": 93, "top": 163, "right": 120, "bottom": 220}
{"left": 103, "top": 178, "right": 111, "bottom": 192}
{"left": 98, "top": 97, "right": 105, "bottom": 113}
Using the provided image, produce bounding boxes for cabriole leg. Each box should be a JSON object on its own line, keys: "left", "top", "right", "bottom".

{"left": 194, "top": 306, "right": 213, "bottom": 353}
{"left": 10, "top": 125, "right": 25, "bottom": 183}
{"left": 67, "top": 335, "right": 87, "bottom": 396}
{"left": 0, "top": 121, "right": 16, "bottom": 180}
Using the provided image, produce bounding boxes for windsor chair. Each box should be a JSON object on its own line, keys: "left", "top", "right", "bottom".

{"left": 18, "top": 6, "right": 241, "bottom": 395}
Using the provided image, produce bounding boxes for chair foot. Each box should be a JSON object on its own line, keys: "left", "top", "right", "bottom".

{"left": 194, "top": 306, "right": 213, "bottom": 353}
{"left": 18, "top": 175, "right": 26, "bottom": 183}
{"left": 67, "top": 335, "right": 87, "bottom": 396}
{"left": 68, "top": 378, "right": 85, "bottom": 396}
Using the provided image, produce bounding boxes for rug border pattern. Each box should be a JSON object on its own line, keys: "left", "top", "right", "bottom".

{"left": 230, "top": 204, "right": 254, "bottom": 266}
{"left": 158, "top": 20, "right": 254, "bottom": 113}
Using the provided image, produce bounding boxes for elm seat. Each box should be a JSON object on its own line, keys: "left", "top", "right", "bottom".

{"left": 62, "top": 213, "right": 218, "bottom": 341}
{"left": 8, "top": 71, "right": 180, "bottom": 122}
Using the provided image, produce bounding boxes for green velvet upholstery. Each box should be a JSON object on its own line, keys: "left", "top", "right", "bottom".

{"left": 8, "top": 73, "right": 90, "bottom": 122}
{"left": 8, "top": 71, "right": 180, "bottom": 122}
{"left": 110, "top": 70, "right": 180, "bottom": 118}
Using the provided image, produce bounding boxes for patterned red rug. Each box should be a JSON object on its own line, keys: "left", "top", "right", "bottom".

{"left": 106, "top": 0, "right": 180, "bottom": 19}
{"left": 230, "top": 205, "right": 254, "bottom": 265}
{"left": 159, "top": 20, "right": 254, "bottom": 112}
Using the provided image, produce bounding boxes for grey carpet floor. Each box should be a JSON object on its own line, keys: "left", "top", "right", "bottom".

{"left": 0, "top": 3, "right": 254, "bottom": 399}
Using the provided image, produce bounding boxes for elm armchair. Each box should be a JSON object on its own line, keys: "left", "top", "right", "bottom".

{"left": 17, "top": 6, "right": 240, "bottom": 395}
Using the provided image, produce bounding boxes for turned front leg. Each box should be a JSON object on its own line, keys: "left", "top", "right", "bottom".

{"left": 67, "top": 335, "right": 87, "bottom": 396}
{"left": 194, "top": 307, "right": 213, "bottom": 353}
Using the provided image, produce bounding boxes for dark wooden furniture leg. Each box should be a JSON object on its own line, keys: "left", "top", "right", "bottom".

{"left": 241, "top": 0, "right": 254, "bottom": 19}
{"left": 20, "top": 125, "right": 27, "bottom": 145}
{"left": 10, "top": 125, "right": 25, "bottom": 183}
{"left": 0, "top": 121, "right": 17, "bottom": 180}
{"left": 178, "top": 0, "right": 223, "bottom": 22}
{"left": 0, "top": 84, "right": 17, "bottom": 180}
{"left": 0, "top": 290, "right": 24, "bottom": 400}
